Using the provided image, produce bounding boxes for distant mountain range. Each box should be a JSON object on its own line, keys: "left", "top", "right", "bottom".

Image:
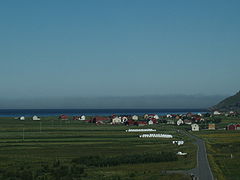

{"left": 0, "top": 95, "right": 226, "bottom": 109}
{"left": 210, "top": 91, "right": 240, "bottom": 112}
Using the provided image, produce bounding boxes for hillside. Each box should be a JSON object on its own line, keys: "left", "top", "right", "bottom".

{"left": 211, "top": 91, "right": 240, "bottom": 112}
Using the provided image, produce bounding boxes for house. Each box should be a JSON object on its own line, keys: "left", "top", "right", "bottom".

{"left": 80, "top": 115, "right": 86, "bottom": 120}
{"left": 226, "top": 124, "right": 240, "bottom": 130}
{"left": 19, "top": 116, "right": 25, "bottom": 120}
{"left": 112, "top": 117, "right": 122, "bottom": 124}
{"left": 166, "top": 114, "right": 172, "bottom": 118}
{"left": 148, "top": 120, "right": 154, "bottom": 125}
{"left": 191, "top": 124, "right": 199, "bottom": 131}
{"left": 177, "top": 119, "right": 184, "bottom": 126}
{"left": 184, "top": 120, "right": 192, "bottom": 125}
{"left": 143, "top": 114, "right": 149, "bottom": 119}
{"left": 32, "top": 115, "right": 40, "bottom": 121}
{"left": 236, "top": 124, "right": 240, "bottom": 130}
{"left": 132, "top": 115, "right": 138, "bottom": 121}
{"left": 59, "top": 115, "right": 68, "bottom": 120}
{"left": 121, "top": 116, "right": 128, "bottom": 122}
{"left": 208, "top": 123, "right": 215, "bottom": 130}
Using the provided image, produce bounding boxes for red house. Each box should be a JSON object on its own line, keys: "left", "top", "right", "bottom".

{"left": 226, "top": 124, "right": 236, "bottom": 130}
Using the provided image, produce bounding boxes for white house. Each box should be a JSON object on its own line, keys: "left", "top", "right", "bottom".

{"left": 166, "top": 114, "right": 172, "bottom": 118}
{"left": 148, "top": 120, "right": 154, "bottom": 125}
{"left": 112, "top": 117, "right": 122, "bottom": 124}
{"left": 122, "top": 116, "right": 128, "bottom": 122}
{"left": 191, "top": 124, "right": 199, "bottom": 131}
{"left": 153, "top": 114, "right": 159, "bottom": 120}
{"left": 132, "top": 115, "right": 138, "bottom": 121}
{"left": 177, "top": 119, "right": 184, "bottom": 126}
{"left": 32, "top": 115, "right": 40, "bottom": 120}
{"left": 19, "top": 116, "right": 25, "bottom": 120}
{"left": 80, "top": 115, "right": 86, "bottom": 120}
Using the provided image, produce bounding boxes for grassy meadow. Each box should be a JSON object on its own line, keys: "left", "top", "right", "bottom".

{"left": 0, "top": 116, "right": 194, "bottom": 180}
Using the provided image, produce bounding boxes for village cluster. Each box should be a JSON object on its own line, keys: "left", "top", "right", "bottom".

{"left": 17, "top": 110, "right": 240, "bottom": 131}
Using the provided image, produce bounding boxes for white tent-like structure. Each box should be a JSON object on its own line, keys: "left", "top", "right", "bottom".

{"left": 33, "top": 115, "right": 40, "bottom": 120}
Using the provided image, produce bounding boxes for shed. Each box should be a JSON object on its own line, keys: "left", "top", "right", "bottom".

{"left": 33, "top": 115, "right": 40, "bottom": 121}
{"left": 19, "top": 116, "right": 25, "bottom": 120}
{"left": 208, "top": 123, "right": 215, "bottom": 130}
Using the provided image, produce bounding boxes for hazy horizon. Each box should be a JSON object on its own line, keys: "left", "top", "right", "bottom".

{"left": 0, "top": 94, "right": 227, "bottom": 109}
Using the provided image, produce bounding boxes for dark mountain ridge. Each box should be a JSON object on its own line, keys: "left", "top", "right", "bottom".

{"left": 211, "top": 91, "right": 240, "bottom": 112}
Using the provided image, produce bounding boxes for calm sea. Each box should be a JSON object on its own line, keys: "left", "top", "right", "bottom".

{"left": 0, "top": 109, "right": 208, "bottom": 117}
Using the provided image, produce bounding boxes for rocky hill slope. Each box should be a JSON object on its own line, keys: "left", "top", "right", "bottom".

{"left": 211, "top": 91, "right": 240, "bottom": 112}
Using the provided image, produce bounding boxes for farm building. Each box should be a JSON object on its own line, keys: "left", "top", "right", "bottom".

{"left": 32, "top": 115, "right": 40, "bottom": 120}
{"left": 132, "top": 115, "right": 138, "bottom": 121}
{"left": 148, "top": 120, "right": 154, "bottom": 125}
{"left": 226, "top": 124, "right": 240, "bottom": 130}
{"left": 184, "top": 120, "right": 192, "bottom": 125}
{"left": 191, "top": 124, "right": 199, "bottom": 131}
{"left": 121, "top": 116, "right": 128, "bottom": 122}
{"left": 177, "top": 119, "right": 184, "bottom": 126}
{"left": 112, "top": 117, "right": 122, "bottom": 124}
{"left": 208, "top": 123, "right": 216, "bottom": 130}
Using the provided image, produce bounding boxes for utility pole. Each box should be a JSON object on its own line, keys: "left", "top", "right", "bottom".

{"left": 40, "top": 122, "right": 42, "bottom": 132}
{"left": 22, "top": 127, "right": 25, "bottom": 141}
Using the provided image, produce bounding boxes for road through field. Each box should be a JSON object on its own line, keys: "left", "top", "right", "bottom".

{"left": 183, "top": 130, "right": 214, "bottom": 180}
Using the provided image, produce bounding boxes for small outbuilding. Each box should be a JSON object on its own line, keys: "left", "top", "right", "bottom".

{"left": 33, "top": 115, "right": 40, "bottom": 121}
{"left": 208, "top": 123, "right": 215, "bottom": 130}
{"left": 19, "top": 116, "right": 25, "bottom": 121}
{"left": 132, "top": 115, "right": 138, "bottom": 121}
{"left": 191, "top": 124, "right": 199, "bottom": 131}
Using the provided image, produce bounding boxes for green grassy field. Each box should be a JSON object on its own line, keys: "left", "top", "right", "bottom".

{"left": 0, "top": 117, "right": 194, "bottom": 180}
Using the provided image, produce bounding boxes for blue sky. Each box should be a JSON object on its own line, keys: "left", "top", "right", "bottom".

{"left": 0, "top": 0, "right": 240, "bottom": 99}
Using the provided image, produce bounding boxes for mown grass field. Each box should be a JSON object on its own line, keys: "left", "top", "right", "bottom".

{"left": 193, "top": 129, "right": 240, "bottom": 180}
{"left": 0, "top": 117, "right": 195, "bottom": 180}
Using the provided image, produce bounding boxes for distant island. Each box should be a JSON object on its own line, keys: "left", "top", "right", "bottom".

{"left": 210, "top": 91, "right": 240, "bottom": 112}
